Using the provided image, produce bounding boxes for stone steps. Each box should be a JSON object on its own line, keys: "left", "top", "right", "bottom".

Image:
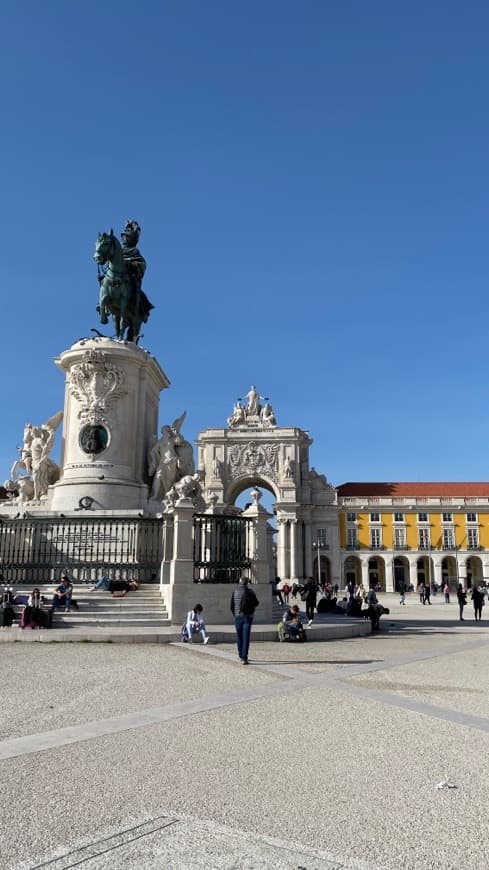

{"left": 10, "top": 584, "right": 168, "bottom": 629}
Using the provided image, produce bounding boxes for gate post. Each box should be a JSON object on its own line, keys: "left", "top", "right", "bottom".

{"left": 242, "top": 488, "right": 272, "bottom": 584}
{"left": 169, "top": 498, "right": 195, "bottom": 584}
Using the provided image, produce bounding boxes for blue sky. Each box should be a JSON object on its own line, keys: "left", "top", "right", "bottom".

{"left": 2, "top": 1, "right": 488, "bottom": 488}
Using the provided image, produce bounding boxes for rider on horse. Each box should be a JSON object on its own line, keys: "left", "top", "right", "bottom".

{"left": 95, "top": 220, "right": 154, "bottom": 341}
{"left": 121, "top": 220, "right": 146, "bottom": 311}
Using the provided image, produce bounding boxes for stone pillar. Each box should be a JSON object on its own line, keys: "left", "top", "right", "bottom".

{"left": 409, "top": 560, "right": 418, "bottom": 592}
{"left": 242, "top": 489, "right": 272, "bottom": 584}
{"left": 277, "top": 519, "right": 288, "bottom": 579}
{"left": 361, "top": 560, "right": 369, "bottom": 587}
{"left": 385, "top": 559, "right": 394, "bottom": 593}
{"left": 304, "top": 523, "right": 313, "bottom": 578}
{"left": 290, "top": 519, "right": 298, "bottom": 581}
{"left": 169, "top": 498, "right": 195, "bottom": 584}
{"left": 433, "top": 561, "right": 443, "bottom": 588}
{"left": 160, "top": 516, "right": 174, "bottom": 586}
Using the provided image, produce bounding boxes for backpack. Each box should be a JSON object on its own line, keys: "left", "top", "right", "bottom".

{"left": 180, "top": 623, "right": 189, "bottom": 643}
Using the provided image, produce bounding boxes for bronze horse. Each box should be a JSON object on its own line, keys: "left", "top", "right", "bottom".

{"left": 94, "top": 230, "right": 153, "bottom": 343}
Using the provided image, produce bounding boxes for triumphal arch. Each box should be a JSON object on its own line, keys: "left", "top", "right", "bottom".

{"left": 197, "top": 386, "right": 340, "bottom": 582}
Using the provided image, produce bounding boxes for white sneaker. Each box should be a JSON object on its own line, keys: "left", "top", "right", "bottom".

{"left": 204, "top": 637, "right": 210, "bottom": 644}
{"left": 308, "top": 619, "right": 313, "bottom": 626}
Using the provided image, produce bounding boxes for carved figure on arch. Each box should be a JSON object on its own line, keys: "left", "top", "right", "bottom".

{"left": 244, "top": 385, "right": 266, "bottom": 416}
{"left": 212, "top": 457, "right": 223, "bottom": 479}
{"left": 283, "top": 456, "right": 295, "bottom": 480}
{"left": 260, "top": 403, "right": 277, "bottom": 428}
{"left": 227, "top": 402, "right": 246, "bottom": 429}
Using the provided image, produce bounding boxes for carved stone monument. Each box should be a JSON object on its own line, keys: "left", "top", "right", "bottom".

{"left": 48, "top": 338, "right": 169, "bottom": 511}
{"left": 197, "top": 386, "right": 340, "bottom": 582}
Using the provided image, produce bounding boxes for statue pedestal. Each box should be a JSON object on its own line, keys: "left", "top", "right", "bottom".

{"left": 49, "top": 338, "right": 170, "bottom": 512}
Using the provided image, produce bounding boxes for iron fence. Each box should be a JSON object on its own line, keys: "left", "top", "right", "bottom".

{"left": 193, "top": 514, "right": 253, "bottom": 583}
{"left": 0, "top": 517, "right": 163, "bottom": 584}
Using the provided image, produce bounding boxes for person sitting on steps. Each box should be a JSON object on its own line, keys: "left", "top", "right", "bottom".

{"left": 52, "top": 575, "right": 73, "bottom": 612}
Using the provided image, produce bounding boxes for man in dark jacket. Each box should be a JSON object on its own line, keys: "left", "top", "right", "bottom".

{"left": 230, "top": 577, "right": 259, "bottom": 665}
{"left": 304, "top": 577, "right": 319, "bottom": 626}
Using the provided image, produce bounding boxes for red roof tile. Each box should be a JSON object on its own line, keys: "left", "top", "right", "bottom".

{"left": 337, "top": 482, "right": 489, "bottom": 497}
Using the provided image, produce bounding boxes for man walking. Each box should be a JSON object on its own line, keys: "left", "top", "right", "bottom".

{"left": 230, "top": 577, "right": 259, "bottom": 665}
{"left": 304, "top": 577, "right": 319, "bottom": 626}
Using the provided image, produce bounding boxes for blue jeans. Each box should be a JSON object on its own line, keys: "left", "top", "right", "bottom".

{"left": 94, "top": 577, "right": 110, "bottom": 590}
{"left": 187, "top": 621, "right": 208, "bottom": 641}
{"left": 52, "top": 593, "right": 72, "bottom": 609}
{"left": 234, "top": 614, "right": 253, "bottom": 661}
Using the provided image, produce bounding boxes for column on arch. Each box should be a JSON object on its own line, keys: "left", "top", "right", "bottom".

{"left": 277, "top": 518, "right": 289, "bottom": 580}
{"left": 304, "top": 521, "right": 312, "bottom": 578}
{"left": 289, "top": 519, "right": 298, "bottom": 581}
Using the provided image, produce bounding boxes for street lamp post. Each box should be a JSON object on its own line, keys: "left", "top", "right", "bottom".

{"left": 312, "top": 538, "right": 322, "bottom": 585}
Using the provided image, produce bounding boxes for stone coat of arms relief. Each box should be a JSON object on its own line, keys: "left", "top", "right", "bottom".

{"left": 68, "top": 349, "right": 126, "bottom": 427}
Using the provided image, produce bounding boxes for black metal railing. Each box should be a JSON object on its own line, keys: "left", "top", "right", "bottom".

{"left": 0, "top": 517, "right": 163, "bottom": 583}
{"left": 193, "top": 514, "right": 253, "bottom": 583}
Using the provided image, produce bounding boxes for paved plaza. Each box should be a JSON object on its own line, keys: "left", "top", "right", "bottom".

{"left": 1, "top": 594, "right": 489, "bottom": 869}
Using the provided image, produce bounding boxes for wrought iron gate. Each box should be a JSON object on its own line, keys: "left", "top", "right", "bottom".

{"left": 0, "top": 517, "right": 163, "bottom": 584}
{"left": 193, "top": 514, "right": 253, "bottom": 583}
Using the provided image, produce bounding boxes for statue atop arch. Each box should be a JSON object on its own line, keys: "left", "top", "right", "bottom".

{"left": 227, "top": 386, "right": 277, "bottom": 430}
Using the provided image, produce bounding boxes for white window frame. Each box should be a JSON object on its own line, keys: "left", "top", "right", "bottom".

{"left": 370, "top": 512, "right": 380, "bottom": 522}
{"left": 466, "top": 512, "right": 477, "bottom": 523}
{"left": 419, "top": 528, "right": 430, "bottom": 550}
{"left": 347, "top": 528, "right": 358, "bottom": 548}
{"left": 468, "top": 527, "right": 479, "bottom": 549}
{"left": 418, "top": 512, "right": 428, "bottom": 523}
{"left": 443, "top": 528, "right": 454, "bottom": 549}
{"left": 393, "top": 512, "right": 404, "bottom": 522}
{"left": 346, "top": 512, "right": 356, "bottom": 523}
{"left": 370, "top": 528, "right": 381, "bottom": 549}
{"left": 394, "top": 527, "right": 406, "bottom": 549}
{"left": 442, "top": 512, "right": 453, "bottom": 522}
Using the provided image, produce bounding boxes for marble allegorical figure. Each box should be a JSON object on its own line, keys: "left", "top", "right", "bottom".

{"left": 8, "top": 412, "right": 63, "bottom": 502}
{"left": 227, "top": 387, "right": 277, "bottom": 429}
{"left": 148, "top": 425, "right": 178, "bottom": 501}
{"left": 260, "top": 403, "right": 277, "bottom": 428}
{"left": 244, "top": 385, "right": 266, "bottom": 416}
{"left": 283, "top": 456, "right": 294, "bottom": 479}
{"left": 227, "top": 402, "right": 246, "bottom": 429}
{"left": 147, "top": 412, "right": 195, "bottom": 502}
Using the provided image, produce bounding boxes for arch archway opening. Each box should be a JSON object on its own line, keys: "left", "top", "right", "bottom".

{"left": 369, "top": 556, "right": 386, "bottom": 591}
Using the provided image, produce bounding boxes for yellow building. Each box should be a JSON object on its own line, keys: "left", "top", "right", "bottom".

{"left": 337, "top": 482, "right": 489, "bottom": 592}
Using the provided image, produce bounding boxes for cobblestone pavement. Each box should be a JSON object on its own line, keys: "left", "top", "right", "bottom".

{"left": 1, "top": 595, "right": 489, "bottom": 869}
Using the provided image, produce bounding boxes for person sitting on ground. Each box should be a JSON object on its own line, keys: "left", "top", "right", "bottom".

{"left": 278, "top": 604, "right": 306, "bottom": 641}
{"left": 52, "top": 575, "right": 73, "bottom": 611}
{"left": 186, "top": 604, "right": 210, "bottom": 644}
{"left": 89, "top": 577, "right": 138, "bottom": 597}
